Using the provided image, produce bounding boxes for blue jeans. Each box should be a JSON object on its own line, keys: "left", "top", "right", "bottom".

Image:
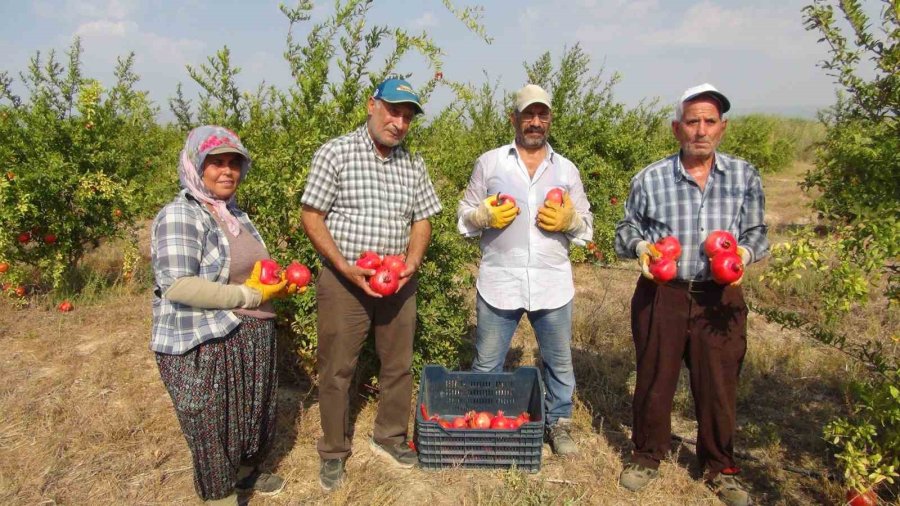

{"left": 472, "top": 292, "right": 575, "bottom": 426}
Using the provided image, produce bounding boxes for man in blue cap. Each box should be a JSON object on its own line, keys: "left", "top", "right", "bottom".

{"left": 300, "top": 77, "right": 441, "bottom": 491}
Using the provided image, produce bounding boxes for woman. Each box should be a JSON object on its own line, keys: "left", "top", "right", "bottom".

{"left": 150, "top": 125, "right": 287, "bottom": 505}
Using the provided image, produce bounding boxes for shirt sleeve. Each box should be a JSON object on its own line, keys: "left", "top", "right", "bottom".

{"left": 151, "top": 203, "right": 203, "bottom": 293}
{"left": 614, "top": 175, "right": 648, "bottom": 259}
{"left": 564, "top": 163, "right": 594, "bottom": 246}
{"left": 301, "top": 143, "right": 340, "bottom": 213}
{"left": 457, "top": 156, "right": 488, "bottom": 237}
{"left": 412, "top": 156, "right": 443, "bottom": 222}
{"left": 738, "top": 168, "right": 769, "bottom": 263}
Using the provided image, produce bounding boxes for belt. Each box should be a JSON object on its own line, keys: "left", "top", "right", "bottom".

{"left": 665, "top": 279, "right": 723, "bottom": 293}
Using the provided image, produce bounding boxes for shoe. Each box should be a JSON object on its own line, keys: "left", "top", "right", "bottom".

{"left": 547, "top": 418, "right": 578, "bottom": 456}
{"left": 368, "top": 438, "right": 417, "bottom": 468}
{"left": 319, "top": 458, "right": 344, "bottom": 492}
{"left": 707, "top": 472, "right": 751, "bottom": 506}
{"left": 234, "top": 470, "right": 285, "bottom": 496}
{"left": 619, "top": 462, "right": 659, "bottom": 492}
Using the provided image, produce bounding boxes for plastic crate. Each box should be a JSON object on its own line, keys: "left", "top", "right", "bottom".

{"left": 414, "top": 365, "right": 545, "bottom": 472}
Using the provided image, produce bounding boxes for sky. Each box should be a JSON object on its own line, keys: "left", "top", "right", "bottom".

{"left": 0, "top": 0, "right": 868, "bottom": 121}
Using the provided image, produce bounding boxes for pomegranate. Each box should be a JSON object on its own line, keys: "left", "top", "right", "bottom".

{"left": 284, "top": 261, "right": 311, "bottom": 288}
{"left": 0, "top": 262, "right": 8, "bottom": 273}
{"left": 704, "top": 230, "right": 738, "bottom": 258}
{"left": 490, "top": 410, "right": 513, "bottom": 429}
{"left": 58, "top": 300, "right": 74, "bottom": 312}
{"left": 845, "top": 488, "right": 877, "bottom": 506}
{"left": 468, "top": 411, "right": 492, "bottom": 429}
{"left": 381, "top": 255, "right": 406, "bottom": 276}
{"left": 654, "top": 236, "right": 682, "bottom": 260}
{"left": 43, "top": 233, "right": 57, "bottom": 245}
{"left": 258, "top": 259, "right": 282, "bottom": 285}
{"left": 17, "top": 231, "right": 30, "bottom": 244}
{"left": 491, "top": 193, "right": 516, "bottom": 207}
{"left": 710, "top": 251, "right": 744, "bottom": 285}
{"left": 356, "top": 251, "right": 382, "bottom": 270}
{"left": 545, "top": 187, "right": 564, "bottom": 206}
{"left": 451, "top": 416, "right": 468, "bottom": 429}
{"left": 648, "top": 256, "right": 677, "bottom": 283}
{"left": 369, "top": 266, "right": 399, "bottom": 296}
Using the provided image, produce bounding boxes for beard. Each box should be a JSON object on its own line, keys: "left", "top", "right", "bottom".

{"left": 517, "top": 127, "right": 547, "bottom": 149}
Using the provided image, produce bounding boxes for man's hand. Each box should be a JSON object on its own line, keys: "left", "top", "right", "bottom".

{"left": 396, "top": 256, "right": 419, "bottom": 291}
{"left": 730, "top": 246, "right": 752, "bottom": 286}
{"left": 537, "top": 193, "right": 579, "bottom": 233}
{"left": 244, "top": 261, "right": 289, "bottom": 303}
{"left": 636, "top": 241, "right": 655, "bottom": 280}
{"left": 339, "top": 262, "right": 383, "bottom": 298}
{"left": 468, "top": 194, "right": 519, "bottom": 229}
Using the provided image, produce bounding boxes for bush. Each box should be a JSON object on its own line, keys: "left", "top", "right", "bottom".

{"left": 719, "top": 114, "right": 795, "bottom": 173}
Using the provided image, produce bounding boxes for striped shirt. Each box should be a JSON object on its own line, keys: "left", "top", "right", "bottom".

{"left": 615, "top": 152, "right": 769, "bottom": 281}
{"left": 301, "top": 125, "right": 442, "bottom": 261}
{"left": 150, "top": 189, "right": 268, "bottom": 355}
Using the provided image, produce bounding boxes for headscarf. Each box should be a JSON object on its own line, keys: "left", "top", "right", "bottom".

{"left": 178, "top": 125, "right": 252, "bottom": 236}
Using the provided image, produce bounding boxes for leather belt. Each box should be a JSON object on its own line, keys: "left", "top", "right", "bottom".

{"left": 666, "top": 279, "right": 722, "bottom": 293}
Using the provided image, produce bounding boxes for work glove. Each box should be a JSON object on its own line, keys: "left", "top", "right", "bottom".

{"left": 537, "top": 193, "right": 582, "bottom": 233}
{"left": 467, "top": 194, "right": 519, "bottom": 229}
{"left": 244, "top": 261, "right": 289, "bottom": 303}
{"left": 636, "top": 240, "right": 655, "bottom": 280}
{"left": 730, "top": 246, "right": 752, "bottom": 286}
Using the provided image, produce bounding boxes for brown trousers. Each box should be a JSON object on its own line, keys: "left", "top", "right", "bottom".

{"left": 315, "top": 265, "right": 418, "bottom": 460}
{"left": 629, "top": 276, "right": 748, "bottom": 478}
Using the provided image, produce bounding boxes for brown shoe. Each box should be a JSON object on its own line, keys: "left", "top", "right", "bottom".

{"left": 707, "top": 472, "right": 751, "bottom": 506}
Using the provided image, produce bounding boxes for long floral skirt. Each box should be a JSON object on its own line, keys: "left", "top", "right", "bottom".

{"left": 156, "top": 314, "right": 278, "bottom": 500}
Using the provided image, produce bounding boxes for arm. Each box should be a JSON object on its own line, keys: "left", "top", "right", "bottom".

{"left": 164, "top": 276, "right": 260, "bottom": 309}
{"left": 397, "top": 218, "right": 431, "bottom": 290}
{"left": 614, "top": 176, "right": 649, "bottom": 259}
{"left": 457, "top": 156, "right": 488, "bottom": 237}
{"left": 301, "top": 204, "right": 381, "bottom": 297}
{"left": 737, "top": 169, "right": 769, "bottom": 264}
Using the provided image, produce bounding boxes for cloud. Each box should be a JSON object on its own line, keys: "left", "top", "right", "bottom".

{"left": 34, "top": 0, "right": 135, "bottom": 21}
{"left": 412, "top": 12, "right": 438, "bottom": 29}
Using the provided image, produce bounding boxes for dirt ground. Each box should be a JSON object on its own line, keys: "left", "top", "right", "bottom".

{"left": 0, "top": 163, "right": 872, "bottom": 505}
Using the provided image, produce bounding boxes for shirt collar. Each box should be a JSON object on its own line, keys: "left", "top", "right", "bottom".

{"left": 673, "top": 150, "right": 724, "bottom": 182}
{"left": 506, "top": 141, "right": 556, "bottom": 163}
{"left": 358, "top": 124, "right": 400, "bottom": 160}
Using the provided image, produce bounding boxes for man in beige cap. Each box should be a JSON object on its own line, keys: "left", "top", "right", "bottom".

{"left": 614, "top": 83, "right": 768, "bottom": 506}
{"left": 457, "top": 84, "right": 593, "bottom": 456}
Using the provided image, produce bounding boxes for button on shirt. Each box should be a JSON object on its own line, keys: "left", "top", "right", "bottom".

{"left": 151, "top": 190, "right": 268, "bottom": 355}
{"left": 301, "top": 126, "right": 442, "bottom": 261}
{"left": 614, "top": 152, "right": 769, "bottom": 281}
{"left": 457, "top": 143, "right": 594, "bottom": 311}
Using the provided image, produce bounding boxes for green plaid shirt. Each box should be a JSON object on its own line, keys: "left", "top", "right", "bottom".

{"left": 302, "top": 125, "right": 442, "bottom": 261}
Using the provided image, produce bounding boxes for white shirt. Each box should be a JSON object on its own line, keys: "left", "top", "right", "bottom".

{"left": 457, "top": 143, "right": 593, "bottom": 311}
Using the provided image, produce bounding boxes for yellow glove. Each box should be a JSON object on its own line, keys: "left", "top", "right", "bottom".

{"left": 730, "top": 246, "right": 752, "bottom": 286}
{"left": 243, "top": 261, "right": 289, "bottom": 303}
{"left": 636, "top": 241, "right": 655, "bottom": 280}
{"left": 537, "top": 193, "right": 580, "bottom": 233}
{"left": 468, "top": 194, "right": 519, "bottom": 229}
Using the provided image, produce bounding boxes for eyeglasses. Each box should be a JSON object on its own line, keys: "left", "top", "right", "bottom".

{"left": 519, "top": 111, "right": 551, "bottom": 123}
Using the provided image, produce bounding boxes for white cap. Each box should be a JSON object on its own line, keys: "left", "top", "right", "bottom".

{"left": 515, "top": 84, "right": 552, "bottom": 112}
{"left": 676, "top": 83, "right": 730, "bottom": 120}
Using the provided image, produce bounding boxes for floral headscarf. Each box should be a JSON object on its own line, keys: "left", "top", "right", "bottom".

{"left": 178, "top": 125, "right": 252, "bottom": 236}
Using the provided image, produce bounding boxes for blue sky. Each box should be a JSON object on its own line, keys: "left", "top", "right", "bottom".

{"left": 0, "top": 0, "right": 864, "bottom": 120}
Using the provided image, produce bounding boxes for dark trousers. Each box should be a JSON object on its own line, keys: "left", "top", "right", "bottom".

{"left": 629, "top": 276, "right": 748, "bottom": 478}
{"left": 315, "top": 265, "right": 417, "bottom": 460}
{"left": 156, "top": 315, "right": 278, "bottom": 501}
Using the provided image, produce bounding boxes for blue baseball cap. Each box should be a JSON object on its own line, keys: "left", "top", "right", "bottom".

{"left": 373, "top": 78, "right": 424, "bottom": 115}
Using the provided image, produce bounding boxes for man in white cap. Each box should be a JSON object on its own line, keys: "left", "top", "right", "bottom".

{"left": 614, "top": 84, "right": 768, "bottom": 506}
{"left": 457, "top": 84, "right": 594, "bottom": 456}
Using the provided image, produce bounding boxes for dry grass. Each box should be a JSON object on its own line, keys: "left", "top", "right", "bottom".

{"left": 0, "top": 161, "right": 884, "bottom": 505}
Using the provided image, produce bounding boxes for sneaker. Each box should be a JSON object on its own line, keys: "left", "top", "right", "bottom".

{"left": 235, "top": 470, "right": 285, "bottom": 496}
{"left": 547, "top": 418, "right": 578, "bottom": 456}
{"left": 619, "top": 462, "right": 659, "bottom": 492}
{"left": 707, "top": 472, "right": 751, "bottom": 506}
{"left": 368, "top": 438, "right": 417, "bottom": 469}
{"left": 319, "top": 458, "right": 344, "bottom": 492}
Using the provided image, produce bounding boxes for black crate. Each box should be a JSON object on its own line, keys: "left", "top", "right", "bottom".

{"left": 414, "top": 365, "right": 545, "bottom": 472}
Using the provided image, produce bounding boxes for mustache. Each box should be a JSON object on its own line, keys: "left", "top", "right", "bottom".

{"left": 525, "top": 127, "right": 545, "bottom": 134}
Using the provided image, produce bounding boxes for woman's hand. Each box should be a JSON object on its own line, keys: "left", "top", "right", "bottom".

{"left": 244, "top": 261, "right": 289, "bottom": 303}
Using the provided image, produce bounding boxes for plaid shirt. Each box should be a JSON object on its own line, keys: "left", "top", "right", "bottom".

{"left": 150, "top": 189, "right": 267, "bottom": 355}
{"left": 615, "top": 152, "right": 769, "bottom": 281}
{"left": 301, "top": 125, "right": 442, "bottom": 261}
